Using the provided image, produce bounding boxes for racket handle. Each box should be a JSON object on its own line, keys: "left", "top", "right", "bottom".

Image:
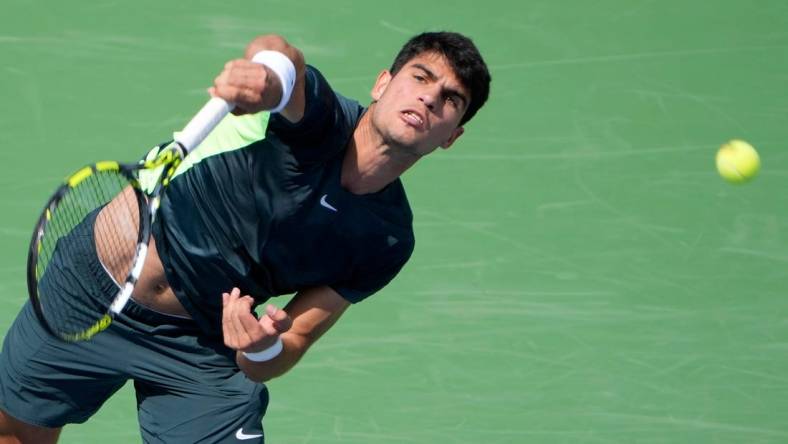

{"left": 176, "top": 97, "right": 234, "bottom": 153}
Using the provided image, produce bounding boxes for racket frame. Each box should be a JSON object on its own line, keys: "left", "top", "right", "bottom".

{"left": 27, "top": 97, "right": 232, "bottom": 342}
{"left": 27, "top": 162, "right": 152, "bottom": 341}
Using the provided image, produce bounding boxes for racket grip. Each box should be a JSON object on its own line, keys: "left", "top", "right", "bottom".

{"left": 176, "top": 97, "right": 234, "bottom": 153}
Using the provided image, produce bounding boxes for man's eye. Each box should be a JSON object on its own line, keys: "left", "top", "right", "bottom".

{"left": 414, "top": 75, "right": 425, "bottom": 82}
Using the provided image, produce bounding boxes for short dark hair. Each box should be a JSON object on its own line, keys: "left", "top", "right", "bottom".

{"left": 390, "top": 32, "right": 491, "bottom": 125}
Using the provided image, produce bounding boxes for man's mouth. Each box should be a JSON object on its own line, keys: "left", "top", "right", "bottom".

{"left": 401, "top": 110, "right": 425, "bottom": 128}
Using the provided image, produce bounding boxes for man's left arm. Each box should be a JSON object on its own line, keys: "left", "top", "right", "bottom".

{"left": 222, "top": 286, "right": 350, "bottom": 382}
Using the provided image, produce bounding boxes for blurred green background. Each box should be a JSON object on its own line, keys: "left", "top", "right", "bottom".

{"left": 1, "top": 1, "right": 787, "bottom": 442}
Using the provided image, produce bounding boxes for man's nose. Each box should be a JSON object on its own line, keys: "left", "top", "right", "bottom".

{"left": 419, "top": 91, "right": 436, "bottom": 110}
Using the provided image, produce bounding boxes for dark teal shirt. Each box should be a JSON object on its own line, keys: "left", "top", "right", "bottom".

{"left": 152, "top": 66, "right": 415, "bottom": 336}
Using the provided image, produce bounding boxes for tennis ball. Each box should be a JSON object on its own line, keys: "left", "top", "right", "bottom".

{"left": 716, "top": 139, "right": 760, "bottom": 184}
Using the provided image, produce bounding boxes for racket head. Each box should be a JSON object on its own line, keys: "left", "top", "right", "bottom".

{"left": 27, "top": 161, "right": 151, "bottom": 341}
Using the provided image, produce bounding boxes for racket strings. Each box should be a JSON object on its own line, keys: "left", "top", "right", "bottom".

{"left": 35, "top": 170, "right": 141, "bottom": 336}
{"left": 95, "top": 185, "right": 141, "bottom": 284}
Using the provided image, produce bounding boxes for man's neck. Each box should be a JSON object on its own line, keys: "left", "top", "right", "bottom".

{"left": 341, "top": 107, "right": 419, "bottom": 195}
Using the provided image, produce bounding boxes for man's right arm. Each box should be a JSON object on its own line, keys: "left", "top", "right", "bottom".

{"left": 222, "top": 286, "right": 351, "bottom": 383}
{"left": 211, "top": 34, "right": 306, "bottom": 123}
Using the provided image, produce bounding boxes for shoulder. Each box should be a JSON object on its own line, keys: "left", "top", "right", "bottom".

{"left": 264, "top": 66, "right": 364, "bottom": 165}
{"left": 268, "top": 66, "right": 363, "bottom": 137}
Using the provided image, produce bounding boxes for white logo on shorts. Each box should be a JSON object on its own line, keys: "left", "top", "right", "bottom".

{"left": 235, "top": 427, "right": 263, "bottom": 440}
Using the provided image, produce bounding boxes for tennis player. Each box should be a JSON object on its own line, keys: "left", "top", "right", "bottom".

{"left": 0, "top": 31, "right": 490, "bottom": 443}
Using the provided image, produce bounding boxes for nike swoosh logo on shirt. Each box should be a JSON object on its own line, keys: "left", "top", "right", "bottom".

{"left": 235, "top": 428, "right": 263, "bottom": 440}
{"left": 320, "top": 194, "right": 338, "bottom": 212}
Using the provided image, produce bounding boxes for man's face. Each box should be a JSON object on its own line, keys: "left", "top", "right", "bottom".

{"left": 369, "top": 51, "right": 469, "bottom": 157}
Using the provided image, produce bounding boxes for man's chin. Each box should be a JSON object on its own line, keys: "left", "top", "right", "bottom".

{"left": 391, "top": 141, "right": 436, "bottom": 159}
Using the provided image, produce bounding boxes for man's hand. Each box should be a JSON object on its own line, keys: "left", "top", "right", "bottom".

{"left": 209, "top": 60, "right": 281, "bottom": 116}
{"left": 209, "top": 34, "right": 305, "bottom": 121}
{"left": 222, "top": 287, "right": 292, "bottom": 353}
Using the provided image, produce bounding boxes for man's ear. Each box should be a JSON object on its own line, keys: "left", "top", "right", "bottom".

{"left": 440, "top": 126, "right": 465, "bottom": 149}
{"left": 371, "top": 70, "right": 392, "bottom": 101}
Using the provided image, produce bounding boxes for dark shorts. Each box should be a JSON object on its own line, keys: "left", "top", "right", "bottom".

{"left": 0, "top": 211, "right": 269, "bottom": 443}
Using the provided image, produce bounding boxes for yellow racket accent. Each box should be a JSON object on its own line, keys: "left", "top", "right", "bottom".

{"left": 36, "top": 237, "right": 43, "bottom": 280}
{"left": 143, "top": 146, "right": 181, "bottom": 169}
{"left": 95, "top": 161, "right": 120, "bottom": 172}
{"left": 60, "top": 314, "right": 113, "bottom": 342}
{"left": 67, "top": 166, "right": 94, "bottom": 187}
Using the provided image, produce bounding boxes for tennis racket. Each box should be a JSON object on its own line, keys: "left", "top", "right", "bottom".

{"left": 27, "top": 97, "right": 234, "bottom": 342}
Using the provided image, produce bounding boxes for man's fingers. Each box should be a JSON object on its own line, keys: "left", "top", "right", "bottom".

{"left": 266, "top": 304, "right": 290, "bottom": 321}
{"left": 224, "top": 289, "right": 252, "bottom": 348}
{"left": 221, "top": 293, "right": 232, "bottom": 346}
{"left": 229, "top": 292, "right": 249, "bottom": 348}
{"left": 222, "top": 291, "right": 241, "bottom": 348}
{"left": 238, "top": 305, "right": 263, "bottom": 337}
{"left": 222, "top": 289, "right": 288, "bottom": 352}
{"left": 212, "top": 85, "right": 261, "bottom": 114}
{"left": 265, "top": 304, "right": 293, "bottom": 333}
{"left": 258, "top": 319, "right": 279, "bottom": 337}
{"left": 265, "top": 304, "right": 278, "bottom": 318}
{"left": 230, "top": 295, "right": 258, "bottom": 347}
{"left": 212, "top": 60, "right": 269, "bottom": 114}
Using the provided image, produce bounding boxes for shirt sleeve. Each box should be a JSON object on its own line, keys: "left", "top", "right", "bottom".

{"left": 266, "top": 65, "right": 353, "bottom": 165}
{"left": 331, "top": 238, "right": 415, "bottom": 304}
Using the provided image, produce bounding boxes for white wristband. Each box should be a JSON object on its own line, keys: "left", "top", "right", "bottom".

{"left": 242, "top": 337, "right": 284, "bottom": 362}
{"left": 251, "top": 50, "right": 296, "bottom": 113}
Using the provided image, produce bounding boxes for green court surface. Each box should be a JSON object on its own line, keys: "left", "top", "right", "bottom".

{"left": 2, "top": 1, "right": 787, "bottom": 442}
